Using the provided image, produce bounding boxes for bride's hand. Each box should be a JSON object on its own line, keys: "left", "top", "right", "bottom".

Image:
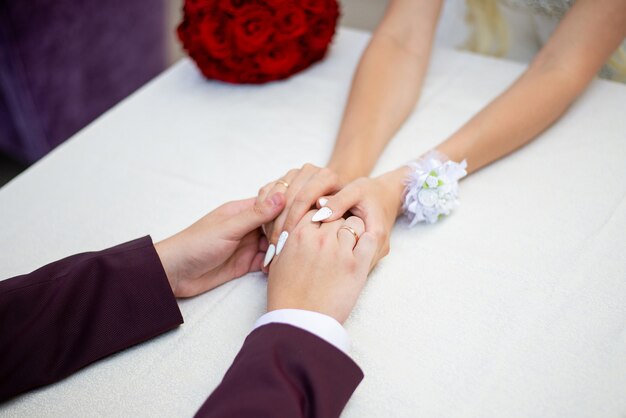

{"left": 256, "top": 163, "right": 344, "bottom": 267}
{"left": 309, "top": 167, "right": 410, "bottom": 266}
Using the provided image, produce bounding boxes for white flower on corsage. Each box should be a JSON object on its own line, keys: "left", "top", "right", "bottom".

{"left": 402, "top": 151, "right": 467, "bottom": 226}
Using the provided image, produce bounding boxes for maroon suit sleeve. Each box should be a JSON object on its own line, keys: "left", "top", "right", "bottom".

{"left": 0, "top": 236, "right": 183, "bottom": 402}
{"left": 196, "top": 323, "right": 364, "bottom": 418}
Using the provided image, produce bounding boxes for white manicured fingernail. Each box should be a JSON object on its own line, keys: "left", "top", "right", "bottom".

{"left": 276, "top": 231, "right": 288, "bottom": 255}
{"left": 318, "top": 197, "right": 328, "bottom": 207}
{"left": 263, "top": 244, "right": 276, "bottom": 267}
{"left": 312, "top": 207, "right": 333, "bottom": 222}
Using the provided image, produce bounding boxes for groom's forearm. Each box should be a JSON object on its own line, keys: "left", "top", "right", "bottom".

{"left": 0, "top": 237, "right": 183, "bottom": 401}
{"left": 196, "top": 323, "right": 362, "bottom": 418}
{"left": 327, "top": 0, "right": 442, "bottom": 182}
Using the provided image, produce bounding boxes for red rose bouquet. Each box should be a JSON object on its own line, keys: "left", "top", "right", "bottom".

{"left": 177, "top": 0, "right": 340, "bottom": 84}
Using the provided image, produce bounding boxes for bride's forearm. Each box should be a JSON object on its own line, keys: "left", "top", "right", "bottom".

{"left": 383, "top": 56, "right": 600, "bottom": 213}
{"left": 437, "top": 0, "right": 626, "bottom": 175}
{"left": 325, "top": 0, "right": 626, "bottom": 230}
{"left": 327, "top": 0, "right": 442, "bottom": 182}
{"left": 436, "top": 64, "right": 583, "bottom": 174}
{"left": 378, "top": 63, "right": 601, "bottom": 215}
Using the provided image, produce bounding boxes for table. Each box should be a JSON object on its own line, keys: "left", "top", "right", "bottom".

{"left": 1, "top": 28, "right": 625, "bottom": 417}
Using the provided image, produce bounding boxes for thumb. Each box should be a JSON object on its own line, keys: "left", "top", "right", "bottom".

{"left": 353, "top": 231, "right": 378, "bottom": 275}
{"left": 224, "top": 192, "right": 286, "bottom": 239}
{"left": 312, "top": 184, "right": 360, "bottom": 223}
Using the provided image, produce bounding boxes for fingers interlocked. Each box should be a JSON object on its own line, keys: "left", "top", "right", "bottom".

{"left": 259, "top": 164, "right": 343, "bottom": 268}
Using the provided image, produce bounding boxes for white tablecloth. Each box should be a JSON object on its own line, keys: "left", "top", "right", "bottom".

{"left": 1, "top": 28, "right": 625, "bottom": 418}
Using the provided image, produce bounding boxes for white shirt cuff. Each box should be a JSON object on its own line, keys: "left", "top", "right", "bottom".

{"left": 253, "top": 309, "right": 350, "bottom": 354}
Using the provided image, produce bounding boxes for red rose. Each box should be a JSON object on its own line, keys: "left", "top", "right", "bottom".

{"left": 274, "top": 5, "right": 307, "bottom": 41}
{"left": 263, "top": 0, "right": 289, "bottom": 7}
{"left": 200, "top": 17, "right": 232, "bottom": 59}
{"left": 256, "top": 41, "right": 301, "bottom": 76}
{"left": 215, "top": 62, "right": 243, "bottom": 83}
{"left": 193, "top": 53, "right": 220, "bottom": 79}
{"left": 307, "top": 14, "right": 335, "bottom": 50}
{"left": 178, "top": 0, "right": 339, "bottom": 84}
{"left": 178, "top": 12, "right": 206, "bottom": 48}
{"left": 222, "top": 54, "right": 249, "bottom": 72}
{"left": 300, "top": 0, "right": 328, "bottom": 14}
{"left": 177, "top": 20, "right": 192, "bottom": 46}
{"left": 220, "top": 0, "right": 249, "bottom": 14}
{"left": 236, "top": 67, "right": 265, "bottom": 83}
{"left": 184, "top": 0, "right": 214, "bottom": 15}
{"left": 233, "top": 5, "right": 274, "bottom": 53}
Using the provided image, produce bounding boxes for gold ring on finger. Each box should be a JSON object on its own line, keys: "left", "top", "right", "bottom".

{"left": 338, "top": 226, "right": 360, "bottom": 245}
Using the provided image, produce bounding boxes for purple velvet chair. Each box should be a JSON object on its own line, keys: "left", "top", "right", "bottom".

{"left": 0, "top": 0, "right": 166, "bottom": 163}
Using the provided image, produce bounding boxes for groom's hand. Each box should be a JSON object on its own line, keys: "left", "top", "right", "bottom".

{"left": 155, "top": 193, "right": 286, "bottom": 297}
{"left": 267, "top": 210, "right": 379, "bottom": 324}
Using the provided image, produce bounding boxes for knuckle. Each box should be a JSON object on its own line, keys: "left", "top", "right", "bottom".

{"left": 374, "top": 228, "right": 387, "bottom": 242}
{"left": 352, "top": 217, "right": 365, "bottom": 229}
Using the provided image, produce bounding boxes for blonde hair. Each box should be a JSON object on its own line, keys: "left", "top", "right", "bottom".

{"left": 606, "top": 46, "right": 626, "bottom": 82}
{"left": 464, "top": 0, "right": 509, "bottom": 57}
{"left": 464, "top": 0, "right": 626, "bottom": 82}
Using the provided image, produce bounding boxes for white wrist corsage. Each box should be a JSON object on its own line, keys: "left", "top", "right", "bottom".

{"left": 402, "top": 151, "right": 467, "bottom": 226}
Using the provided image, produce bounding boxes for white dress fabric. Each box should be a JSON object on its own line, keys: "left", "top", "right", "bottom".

{"left": 436, "top": 0, "right": 625, "bottom": 81}
{"left": 500, "top": 0, "right": 573, "bottom": 17}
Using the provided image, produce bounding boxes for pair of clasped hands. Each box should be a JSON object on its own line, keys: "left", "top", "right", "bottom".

{"left": 156, "top": 163, "right": 407, "bottom": 323}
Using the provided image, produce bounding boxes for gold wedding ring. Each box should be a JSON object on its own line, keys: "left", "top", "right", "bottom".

{"left": 338, "top": 226, "right": 360, "bottom": 245}
{"left": 276, "top": 180, "right": 289, "bottom": 188}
